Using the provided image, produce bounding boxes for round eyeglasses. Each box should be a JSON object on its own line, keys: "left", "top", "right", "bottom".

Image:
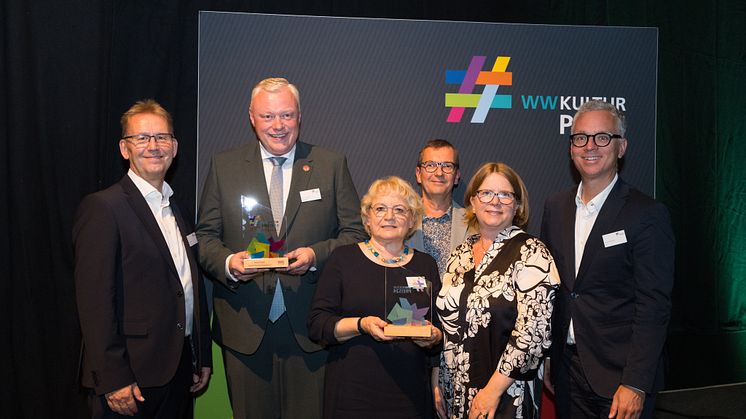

{"left": 371, "top": 204, "right": 410, "bottom": 218}
{"left": 570, "top": 132, "right": 622, "bottom": 148}
{"left": 419, "top": 161, "right": 458, "bottom": 174}
{"left": 475, "top": 190, "right": 516, "bottom": 205}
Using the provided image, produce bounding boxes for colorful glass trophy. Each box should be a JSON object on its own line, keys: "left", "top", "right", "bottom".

{"left": 240, "top": 196, "right": 288, "bottom": 269}
{"left": 383, "top": 267, "right": 432, "bottom": 337}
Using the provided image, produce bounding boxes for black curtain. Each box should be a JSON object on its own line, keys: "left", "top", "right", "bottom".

{"left": 3, "top": 1, "right": 744, "bottom": 417}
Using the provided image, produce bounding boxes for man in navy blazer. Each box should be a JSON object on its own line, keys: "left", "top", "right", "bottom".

{"left": 196, "top": 78, "right": 366, "bottom": 418}
{"left": 74, "top": 100, "right": 211, "bottom": 418}
{"left": 540, "top": 100, "right": 674, "bottom": 419}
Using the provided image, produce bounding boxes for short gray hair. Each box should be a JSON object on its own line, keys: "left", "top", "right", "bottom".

{"left": 249, "top": 77, "right": 300, "bottom": 112}
{"left": 572, "top": 99, "right": 626, "bottom": 137}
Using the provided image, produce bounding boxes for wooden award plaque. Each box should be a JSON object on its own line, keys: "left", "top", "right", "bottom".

{"left": 243, "top": 257, "right": 289, "bottom": 269}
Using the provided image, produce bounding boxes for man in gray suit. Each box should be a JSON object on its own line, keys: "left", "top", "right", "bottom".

{"left": 196, "top": 78, "right": 366, "bottom": 419}
{"left": 407, "top": 139, "right": 470, "bottom": 275}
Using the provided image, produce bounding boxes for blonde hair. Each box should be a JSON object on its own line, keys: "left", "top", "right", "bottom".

{"left": 360, "top": 176, "right": 423, "bottom": 239}
{"left": 249, "top": 77, "right": 300, "bottom": 112}
{"left": 120, "top": 99, "right": 173, "bottom": 137}
{"left": 464, "top": 162, "right": 529, "bottom": 230}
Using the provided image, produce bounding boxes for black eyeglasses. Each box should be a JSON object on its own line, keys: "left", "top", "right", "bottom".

{"left": 419, "top": 161, "right": 458, "bottom": 174}
{"left": 122, "top": 133, "right": 175, "bottom": 148}
{"left": 570, "top": 132, "right": 622, "bottom": 148}
{"left": 475, "top": 190, "right": 516, "bottom": 204}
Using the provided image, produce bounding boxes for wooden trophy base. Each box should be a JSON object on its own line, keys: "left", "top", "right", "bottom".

{"left": 383, "top": 324, "right": 431, "bottom": 338}
{"left": 243, "top": 257, "right": 289, "bottom": 269}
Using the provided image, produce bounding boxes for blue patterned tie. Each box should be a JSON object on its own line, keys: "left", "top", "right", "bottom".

{"left": 268, "top": 156, "right": 287, "bottom": 322}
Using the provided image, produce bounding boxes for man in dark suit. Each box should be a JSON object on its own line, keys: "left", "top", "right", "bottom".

{"left": 540, "top": 100, "right": 674, "bottom": 419}
{"left": 196, "top": 77, "right": 366, "bottom": 419}
{"left": 74, "top": 100, "right": 212, "bottom": 418}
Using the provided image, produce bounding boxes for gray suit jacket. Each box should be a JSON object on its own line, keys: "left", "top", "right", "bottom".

{"left": 406, "top": 201, "right": 471, "bottom": 254}
{"left": 197, "top": 141, "right": 366, "bottom": 355}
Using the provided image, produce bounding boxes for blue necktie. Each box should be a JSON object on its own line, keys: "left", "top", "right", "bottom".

{"left": 268, "top": 157, "right": 287, "bottom": 322}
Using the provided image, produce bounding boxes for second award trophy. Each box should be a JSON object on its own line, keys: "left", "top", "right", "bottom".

{"left": 383, "top": 267, "right": 433, "bottom": 338}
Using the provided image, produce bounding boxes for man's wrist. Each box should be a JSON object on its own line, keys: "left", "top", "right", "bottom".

{"left": 621, "top": 384, "right": 645, "bottom": 396}
{"left": 225, "top": 254, "right": 239, "bottom": 281}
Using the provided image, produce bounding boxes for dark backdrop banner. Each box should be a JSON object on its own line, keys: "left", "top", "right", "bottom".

{"left": 2, "top": 1, "right": 744, "bottom": 418}
{"left": 196, "top": 14, "right": 658, "bottom": 416}
{"left": 197, "top": 13, "right": 658, "bottom": 235}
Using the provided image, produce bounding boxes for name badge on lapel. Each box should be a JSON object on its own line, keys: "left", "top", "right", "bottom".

{"left": 300, "top": 188, "right": 322, "bottom": 202}
{"left": 186, "top": 232, "right": 198, "bottom": 247}
{"left": 602, "top": 230, "right": 627, "bottom": 248}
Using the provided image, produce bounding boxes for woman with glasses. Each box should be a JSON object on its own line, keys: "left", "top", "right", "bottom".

{"left": 433, "top": 162, "right": 560, "bottom": 419}
{"left": 308, "top": 176, "right": 443, "bottom": 418}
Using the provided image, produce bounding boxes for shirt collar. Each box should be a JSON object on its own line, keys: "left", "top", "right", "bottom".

{"left": 423, "top": 205, "right": 452, "bottom": 222}
{"left": 259, "top": 143, "right": 296, "bottom": 163}
{"left": 127, "top": 169, "right": 173, "bottom": 204}
{"left": 575, "top": 173, "right": 618, "bottom": 214}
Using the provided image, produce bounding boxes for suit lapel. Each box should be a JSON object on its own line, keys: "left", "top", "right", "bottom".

{"left": 171, "top": 203, "right": 199, "bottom": 285}
{"left": 450, "top": 204, "right": 470, "bottom": 248}
{"left": 282, "top": 141, "right": 313, "bottom": 237}
{"left": 242, "top": 143, "right": 271, "bottom": 209}
{"left": 240, "top": 143, "right": 276, "bottom": 291}
{"left": 575, "top": 180, "right": 629, "bottom": 284}
{"left": 560, "top": 190, "right": 577, "bottom": 289}
{"left": 171, "top": 202, "right": 203, "bottom": 337}
{"left": 120, "top": 176, "right": 179, "bottom": 278}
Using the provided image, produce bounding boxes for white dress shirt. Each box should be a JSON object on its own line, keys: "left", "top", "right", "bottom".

{"left": 567, "top": 174, "right": 618, "bottom": 345}
{"left": 128, "top": 170, "right": 193, "bottom": 336}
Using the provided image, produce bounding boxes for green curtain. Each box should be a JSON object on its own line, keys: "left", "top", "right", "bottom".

{"left": 546, "top": 0, "right": 746, "bottom": 387}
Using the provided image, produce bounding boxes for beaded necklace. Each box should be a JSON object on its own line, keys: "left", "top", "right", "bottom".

{"left": 364, "top": 239, "right": 409, "bottom": 264}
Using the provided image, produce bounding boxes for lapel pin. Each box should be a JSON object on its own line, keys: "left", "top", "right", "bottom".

{"left": 302, "top": 164, "right": 311, "bottom": 172}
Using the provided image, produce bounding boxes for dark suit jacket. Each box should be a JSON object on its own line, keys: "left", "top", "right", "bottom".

{"left": 196, "top": 141, "right": 366, "bottom": 355}
{"left": 540, "top": 178, "right": 674, "bottom": 398}
{"left": 73, "top": 175, "right": 212, "bottom": 396}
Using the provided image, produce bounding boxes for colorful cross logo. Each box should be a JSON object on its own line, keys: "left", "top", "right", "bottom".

{"left": 445, "top": 56, "right": 512, "bottom": 123}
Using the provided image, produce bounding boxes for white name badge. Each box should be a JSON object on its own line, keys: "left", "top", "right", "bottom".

{"left": 300, "top": 188, "right": 322, "bottom": 202}
{"left": 406, "top": 276, "right": 427, "bottom": 290}
{"left": 602, "top": 230, "right": 627, "bottom": 248}
{"left": 187, "top": 232, "right": 198, "bottom": 247}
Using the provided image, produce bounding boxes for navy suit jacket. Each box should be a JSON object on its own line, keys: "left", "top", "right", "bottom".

{"left": 73, "top": 175, "right": 211, "bottom": 395}
{"left": 540, "top": 178, "right": 674, "bottom": 397}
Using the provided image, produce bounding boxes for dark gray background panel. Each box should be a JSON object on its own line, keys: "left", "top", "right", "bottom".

{"left": 198, "top": 13, "right": 657, "bottom": 234}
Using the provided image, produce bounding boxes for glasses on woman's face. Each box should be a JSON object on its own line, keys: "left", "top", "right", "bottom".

{"left": 475, "top": 189, "right": 516, "bottom": 205}
{"left": 370, "top": 204, "right": 410, "bottom": 219}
